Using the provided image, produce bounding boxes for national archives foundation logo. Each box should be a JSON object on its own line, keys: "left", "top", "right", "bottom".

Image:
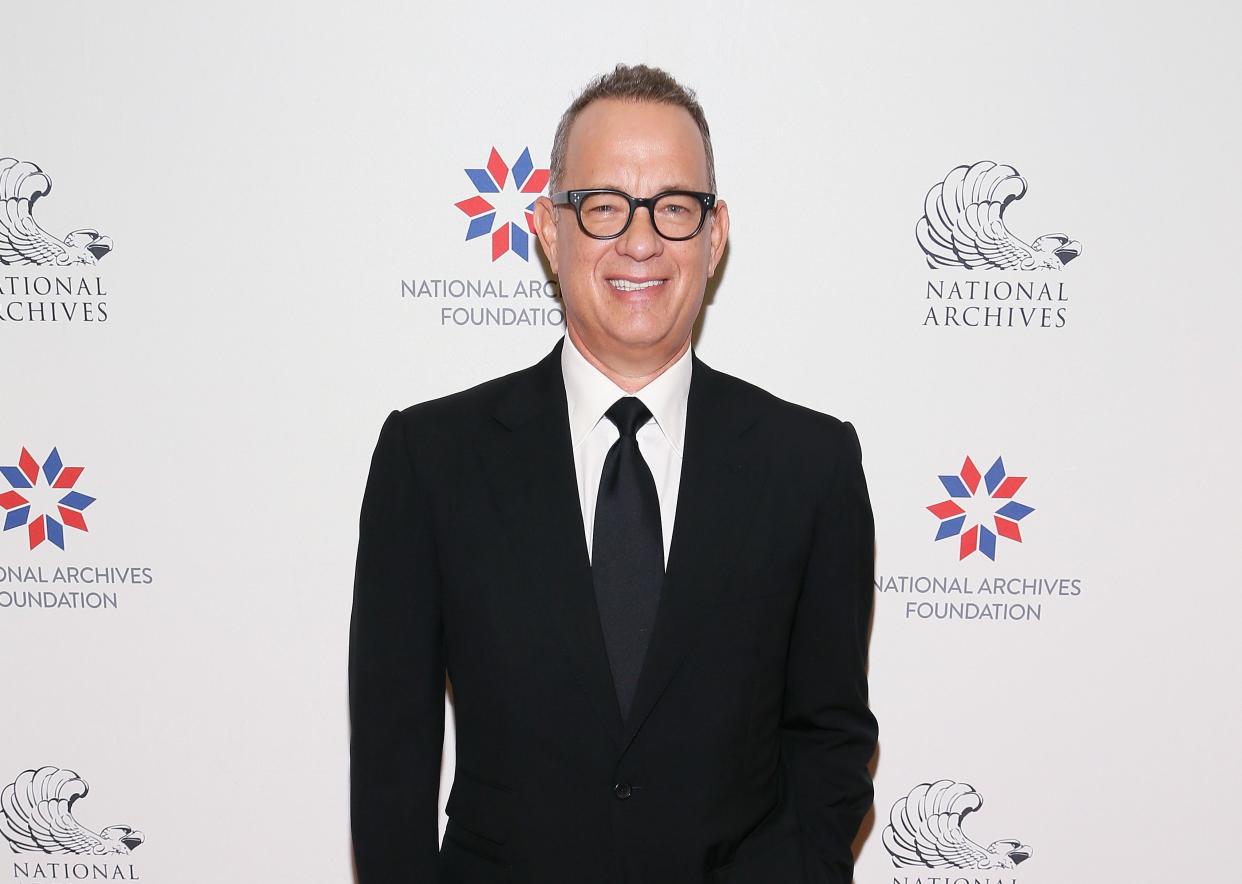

{"left": 400, "top": 145, "right": 564, "bottom": 330}
{"left": 1, "top": 766, "right": 142, "bottom": 881}
{"left": 926, "top": 457, "right": 1033, "bottom": 561}
{"left": 917, "top": 160, "right": 1080, "bottom": 330}
{"left": 884, "top": 780, "right": 1031, "bottom": 882}
{"left": 0, "top": 158, "right": 111, "bottom": 325}
{"left": 0, "top": 446, "right": 155, "bottom": 612}
{"left": 877, "top": 453, "right": 1083, "bottom": 624}
{"left": 1, "top": 447, "right": 95, "bottom": 551}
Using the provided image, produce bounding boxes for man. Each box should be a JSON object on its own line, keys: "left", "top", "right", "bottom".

{"left": 349, "top": 64, "right": 877, "bottom": 884}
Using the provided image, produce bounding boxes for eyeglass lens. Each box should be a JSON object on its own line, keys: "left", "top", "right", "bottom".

{"left": 579, "top": 192, "right": 704, "bottom": 239}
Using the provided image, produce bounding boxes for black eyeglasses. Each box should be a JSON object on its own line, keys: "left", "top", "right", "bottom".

{"left": 549, "top": 189, "right": 717, "bottom": 241}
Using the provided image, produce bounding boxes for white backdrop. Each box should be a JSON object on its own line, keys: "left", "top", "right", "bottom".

{"left": 3, "top": 1, "right": 1239, "bottom": 882}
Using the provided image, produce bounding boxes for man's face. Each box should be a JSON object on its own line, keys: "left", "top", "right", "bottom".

{"left": 534, "top": 99, "right": 729, "bottom": 374}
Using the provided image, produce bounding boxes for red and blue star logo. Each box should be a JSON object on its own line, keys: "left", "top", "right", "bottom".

{"left": 927, "top": 456, "right": 1034, "bottom": 560}
{"left": 454, "top": 147, "right": 550, "bottom": 262}
{"left": 1, "top": 447, "right": 95, "bottom": 550}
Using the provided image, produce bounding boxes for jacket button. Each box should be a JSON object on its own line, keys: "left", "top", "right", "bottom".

{"left": 613, "top": 782, "right": 632, "bottom": 800}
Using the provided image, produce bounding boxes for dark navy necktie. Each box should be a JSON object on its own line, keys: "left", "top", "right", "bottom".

{"left": 592, "top": 396, "right": 664, "bottom": 721}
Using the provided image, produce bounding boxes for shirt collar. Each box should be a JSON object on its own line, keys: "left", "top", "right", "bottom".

{"left": 561, "top": 332, "right": 692, "bottom": 457}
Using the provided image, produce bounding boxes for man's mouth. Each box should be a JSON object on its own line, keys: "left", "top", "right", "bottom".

{"left": 608, "top": 278, "right": 666, "bottom": 292}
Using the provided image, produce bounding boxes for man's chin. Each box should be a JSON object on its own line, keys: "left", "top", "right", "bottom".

{"left": 598, "top": 322, "right": 678, "bottom": 353}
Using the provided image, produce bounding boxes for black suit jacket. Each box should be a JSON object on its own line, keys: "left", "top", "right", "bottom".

{"left": 349, "top": 339, "right": 877, "bottom": 884}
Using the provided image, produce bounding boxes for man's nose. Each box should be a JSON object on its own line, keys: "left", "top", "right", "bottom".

{"left": 615, "top": 206, "right": 663, "bottom": 261}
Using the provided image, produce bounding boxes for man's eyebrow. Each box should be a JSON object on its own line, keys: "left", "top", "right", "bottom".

{"left": 579, "top": 182, "right": 702, "bottom": 194}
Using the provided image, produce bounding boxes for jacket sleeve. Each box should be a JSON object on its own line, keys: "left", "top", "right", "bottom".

{"left": 349, "top": 409, "right": 445, "bottom": 882}
{"left": 780, "top": 420, "right": 879, "bottom": 884}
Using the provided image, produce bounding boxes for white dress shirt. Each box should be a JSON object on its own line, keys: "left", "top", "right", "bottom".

{"left": 561, "top": 333, "right": 692, "bottom": 566}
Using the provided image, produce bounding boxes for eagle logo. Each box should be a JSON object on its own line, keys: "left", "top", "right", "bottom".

{"left": 0, "top": 767, "right": 143, "bottom": 855}
{"left": 882, "top": 779, "right": 1031, "bottom": 869}
{"left": 916, "top": 160, "right": 1080, "bottom": 270}
{"left": 0, "top": 158, "right": 112, "bottom": 266}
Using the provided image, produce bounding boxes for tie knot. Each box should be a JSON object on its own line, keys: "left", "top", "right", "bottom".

{"left": 604, "top": 396, "right": 653, "bottom": 438}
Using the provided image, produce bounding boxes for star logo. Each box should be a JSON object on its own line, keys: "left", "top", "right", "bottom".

{"left": 927, "top": 456, "right": 1034, "bottom": 560}
{"left": 0, "top": 447, "right": 96, "bottom": 550}
{"left": 454, "top": 147, "right": 549, "bottom": 262}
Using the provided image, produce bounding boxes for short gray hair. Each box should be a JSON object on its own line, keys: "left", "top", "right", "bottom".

{"left": 549, "top": 63, "right": 716, "bottom": 193}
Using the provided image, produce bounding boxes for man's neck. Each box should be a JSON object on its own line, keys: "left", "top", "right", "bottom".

{"left": 567, "top": 327, "right": 690, "bottom": 394}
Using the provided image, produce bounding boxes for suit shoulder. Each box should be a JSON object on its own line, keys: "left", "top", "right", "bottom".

{"left": 705, "top": 362, "right": 858, "bottom": 451}
{"left": 388, "top": 358, "right": 538, "bottom": 437}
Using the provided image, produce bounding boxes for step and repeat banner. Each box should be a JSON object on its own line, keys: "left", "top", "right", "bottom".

{"left": 3, "top": 2, "right": 1238, "bottom": 882}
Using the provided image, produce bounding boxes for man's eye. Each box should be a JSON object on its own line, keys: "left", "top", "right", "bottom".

{"left": 588, "top": 205, "right": 617, "bottom": 215}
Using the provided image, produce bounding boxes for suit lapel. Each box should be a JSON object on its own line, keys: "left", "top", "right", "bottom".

{"left": 617, "top": 353, "right": 769, "bottom": 755}
{"left": 478, "top": 342, "right": 769, "bottom": 759}
{"left": 479, "top": 339, "right": 626, "bottom": 750}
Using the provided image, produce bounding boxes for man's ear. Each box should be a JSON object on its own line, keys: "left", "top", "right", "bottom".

{"left": 707, "top": 199, "right": 729, "bottom": 277}
{"left": 533, "top": 195, "right": 560, "bottom": 276}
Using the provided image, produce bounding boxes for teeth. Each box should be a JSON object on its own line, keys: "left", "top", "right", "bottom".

{"left": 609, "top": 279, "right": 664, "bottom": 292}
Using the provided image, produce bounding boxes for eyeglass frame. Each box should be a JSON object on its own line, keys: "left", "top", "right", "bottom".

{"left": 548, "top": 188, "right": 718, "bottom": 241}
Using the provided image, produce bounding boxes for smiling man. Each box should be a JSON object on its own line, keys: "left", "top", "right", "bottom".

{"left": 349, "top": 64, "right": 878, "bottom": 884}
{"left": 540, "top": 94, "right": 724, "bottom": 391}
